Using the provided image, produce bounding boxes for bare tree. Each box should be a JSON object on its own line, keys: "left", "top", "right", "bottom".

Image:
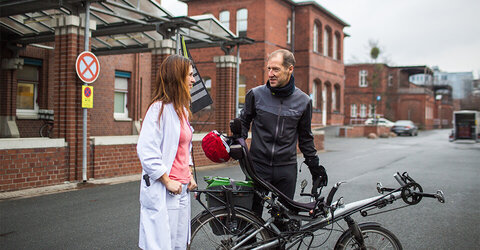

{"left": 368, "top": 40, "right": 382, "bottom": 120}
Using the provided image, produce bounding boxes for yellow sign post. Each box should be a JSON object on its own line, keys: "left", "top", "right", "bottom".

{"left": 82, "top": 85, "right": 93, "bottom": 108}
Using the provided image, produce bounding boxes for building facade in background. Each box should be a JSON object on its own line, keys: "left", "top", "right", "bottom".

{"left": 409, "top": 66, "right": 474, "bottom": 110}
{"left": 345, "top": 64, "right": 453, "bottom": 129}
{"left": 182, "top": 0, "right": 349, "bottom": 128}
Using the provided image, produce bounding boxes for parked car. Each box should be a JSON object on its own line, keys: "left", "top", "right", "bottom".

{"left": 391, "top": 120, "right": 418, "bottom": 136}
{"left": 364, "top": 118, "right": 395, "bottom": 127}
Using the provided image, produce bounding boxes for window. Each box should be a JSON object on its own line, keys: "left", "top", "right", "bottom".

{"left": 332, "top": 88, "right": 336, "bottom": 111}
{"left": 286, "top": 19, "right": 292, "bottom": 45}
{"left": 359, "top": 70, "right": 368, "bottom": 87}
{"left": 335, "top": 33, "right": 341, "bottom": 60}
{"left": 334, "top": 85, "right": 340, "bottom": 111}
{"left": 311, "top": 82, "right": 317, "bottom": 108}
{"left": 313, "top": 23, "right": 318, "bottom": 53}
{"left": 219, "top": 10, "right": 230, "bottom": 30}
{"left": 238, "top": 75, "right": 246, "bottom": 109}
{"left": 203, "top": 77, "right": 212, "bottom": 109}
{"left": 333, "top": 35, "right": 338, "bottom": 60}
{"left": 17, "top": 62, "right": 41, "bottom": 118}
{"left": 114, "top": 71, "right": 130, "bottom": 120}
{"left": 360, "top": 104, "right": 367, "bottom": 118}
{"left": 323, "top": 29, "right": 329, "bottom": 56}
{"left": 388, "top": 74, "right": 393, "bottom": 86}
{"left": 236, "top": 8, "right": 248, "bottom": 35}
{"left": 368, "top": 104, "right": 374, "bottom": 117}
{"left": 350, "top": 104, "right": 357, "bottom": 117}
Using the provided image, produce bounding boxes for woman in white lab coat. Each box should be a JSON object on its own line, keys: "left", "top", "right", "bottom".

{"left": 137, "top": 54, "right": 198, "bottom": 250}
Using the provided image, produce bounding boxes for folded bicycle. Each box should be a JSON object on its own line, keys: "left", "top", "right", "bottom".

{"left": 189, "top": 118, "right": 445, "bottom": 249}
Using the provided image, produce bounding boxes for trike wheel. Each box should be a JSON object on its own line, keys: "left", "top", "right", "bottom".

{"left": 334, "top": 224, "right": 402, "bottom": 250}
{"left": 189, "top": 207, "right": 273, "bottom": 250}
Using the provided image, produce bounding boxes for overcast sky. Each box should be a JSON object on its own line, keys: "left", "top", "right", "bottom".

{"left": 162, "top": 0, "right": 480, "bottom": 78}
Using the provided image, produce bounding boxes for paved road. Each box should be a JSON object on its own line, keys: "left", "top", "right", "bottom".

{"left": 1, "top": 129, "right": 479, "bottom": 249}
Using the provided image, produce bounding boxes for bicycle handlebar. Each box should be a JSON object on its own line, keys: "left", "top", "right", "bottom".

{"left": 326, "top": 181, "right": 345, "bottom": 206}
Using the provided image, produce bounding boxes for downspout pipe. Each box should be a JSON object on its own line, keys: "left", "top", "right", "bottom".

{"left": 291, "top": 4, "right": 295, "bottom": 53}
{"left": 235, "top": 44, "right": 240, "bottom": 117}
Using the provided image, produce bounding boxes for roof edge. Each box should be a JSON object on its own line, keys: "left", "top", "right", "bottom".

{"left": 292, "top": 1, "right": 350, "bottom": 27}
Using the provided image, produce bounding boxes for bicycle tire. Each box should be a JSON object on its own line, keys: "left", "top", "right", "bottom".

{"left": 39, "top": 123, "right": 52, "bottom": 137}
{"left": 189, "top": 207, "right": 273, "bottom": 250}
{"left": 334, "top": 223, "right": 402, "bottom": 250}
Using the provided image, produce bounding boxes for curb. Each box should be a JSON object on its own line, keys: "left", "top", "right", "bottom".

{"left": 0, "top": 163, "right": 234, "bottom": 201}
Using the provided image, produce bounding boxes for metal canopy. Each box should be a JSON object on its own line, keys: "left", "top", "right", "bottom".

{"left": 0, "top": 0, "right": 253, "bottom": 55}
{"left": 397, "top": 66, "right": 433, "bottom": 76}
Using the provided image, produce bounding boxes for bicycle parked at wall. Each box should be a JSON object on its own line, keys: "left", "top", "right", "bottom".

{"left": 189, "top": 118, "right": 445, "bottom": 250}
{"left": 38, "top": 109, "right": 54, "bottom": 138}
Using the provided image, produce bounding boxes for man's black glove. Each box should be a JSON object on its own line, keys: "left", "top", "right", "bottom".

{"left": 305, "top": 156, "right": 328, "bottom": 190}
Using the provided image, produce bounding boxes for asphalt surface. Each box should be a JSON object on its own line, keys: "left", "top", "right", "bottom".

{"left": 1, "top": 128, "right": 479, "bottom": 249}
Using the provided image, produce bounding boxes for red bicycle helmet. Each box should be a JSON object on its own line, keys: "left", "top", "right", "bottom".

{"left": 202, "top": 130, "right": 230, "bottom": 163}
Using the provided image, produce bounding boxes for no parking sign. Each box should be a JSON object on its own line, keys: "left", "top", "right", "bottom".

{"left": 76, "top": 51, "right": 100, "bottom": 83}
{"left": 82, "top": 85, "right": 93, "bottom": 108}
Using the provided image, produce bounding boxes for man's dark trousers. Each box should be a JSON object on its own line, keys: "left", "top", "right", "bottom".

{"left": 251, "top": 160, "right": 297, "bottom": 217}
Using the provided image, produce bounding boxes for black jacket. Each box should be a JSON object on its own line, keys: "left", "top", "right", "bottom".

{"left": 240, "top": 77, "right": 317, "bottom": 166}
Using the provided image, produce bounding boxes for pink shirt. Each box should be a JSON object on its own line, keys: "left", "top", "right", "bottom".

{"left": 169, "top": 118, "right": 192, "bottom": 184}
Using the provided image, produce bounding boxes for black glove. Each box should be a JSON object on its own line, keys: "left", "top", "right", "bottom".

{"left": 305, "top": 156, "right": 328, "bottom": 188}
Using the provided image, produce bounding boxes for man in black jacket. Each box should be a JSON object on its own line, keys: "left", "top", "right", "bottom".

{"left": 240, "top": 49, "right": 327, "bottom": 216}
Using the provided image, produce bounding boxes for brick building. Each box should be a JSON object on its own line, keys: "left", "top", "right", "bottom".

{"left": 0, "top": 1, "right": 246, "bottom": 192}
{"left": 344, "top": 64, "right": 453, "bottom": 130}
{"left": 181, "top": 0, "right": 349, "bottom": 127}
{"left": 0, "top": 0, "right": 327, "bottom": 192}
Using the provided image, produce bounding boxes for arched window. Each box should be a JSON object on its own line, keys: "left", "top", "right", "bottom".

{"left": 332, "top": 87, "right": 336, "bottom": 111}
{"left": 333, "top": 84, "right": 341, "bottom": 111}
{"left": 334, "top": 32, "right": 341, "bottom": 60}
{"left": 323, "top": 26, "right": 333, "bottom": 57}
{"left": 312, "top": 79, "right": 322, "bottom": 109}
{"left": 333, "top": 35, "right": 338, "bottom": 60}
{"left": 287, "top": 19, "right": 292, "bottom": 45}
{"left": 219, "top": 10, "right": 230, "bottom": 30}
{"left": 323, "top": 28, "right": 329, "bottom": 56}
{"left": 236, "top": 8, "right": 248, "bottom": 35}
{"left": 313, "top": 23, "right": 318, "bottom": 53}
{"left": 313, "top": 20, "right": 322, "bottom": 53}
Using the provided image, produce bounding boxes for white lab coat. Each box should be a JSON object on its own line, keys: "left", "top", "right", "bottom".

{"left": 137, "top": 101, "right": 193, "bottom": 250}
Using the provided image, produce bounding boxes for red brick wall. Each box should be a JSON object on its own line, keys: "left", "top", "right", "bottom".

{"left": 339, "top": 126, "right": 364, "bottom": 138}
{"left": 92, "top": 144, "right": 141, "bottom": 178}
{"left": 0, "top": 132, "right": 324, "bottom": 192}
{"left": 91, "top": 53, "right": 152, "bottom": 136}
{"left": 0, "top": 68, "right": 17, "bottom": 117}
{"left": 214, "top": 58, "right": 237, "bottom": 134}
{"left": 339, "top": 125, "right": 391, "bottom": 138}
{"left": 0, "top": 147, "right": 67, "bottom": 192}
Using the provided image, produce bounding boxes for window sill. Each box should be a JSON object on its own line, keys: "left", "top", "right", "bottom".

{"left": 114, "top": 116, "right": 132, "bottom": 122}
{"left": 16, "top": 113, "right": 39, "bottom": 120}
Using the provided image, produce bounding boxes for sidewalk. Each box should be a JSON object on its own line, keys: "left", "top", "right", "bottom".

{"left": 0, "top": 174, "right": 141, "bottom": 201}
{"left": 0, "top": 162, "right": 235, "bottom": 201}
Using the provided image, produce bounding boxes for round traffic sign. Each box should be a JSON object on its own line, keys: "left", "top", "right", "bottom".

{"left": 84, "top": 86, "right": 92, "bottom": 97}
{"left": 76, "top": 51, "right": 100, "bottom": 83}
